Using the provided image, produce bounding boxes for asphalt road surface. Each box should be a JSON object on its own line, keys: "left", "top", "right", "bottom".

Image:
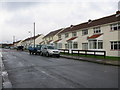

{"left": 2, "top": 49, "right": 118, "bottom": 88}
{"left": 0, "top": 51, "right": 2, "bottom": 89}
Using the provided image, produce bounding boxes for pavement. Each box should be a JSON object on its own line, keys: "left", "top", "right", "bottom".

{"left": 0, "top": 49, "right": 12, "bottom": 89}
{"left": 1, "top": 49, "right": 118, "bottom": 88}
{"left": 60, "top": 55, "right": 120, "bottom": 66}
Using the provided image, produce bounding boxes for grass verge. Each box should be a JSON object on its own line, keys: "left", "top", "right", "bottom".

{"left": 60, "top": 52, "right": 120, "bottom": 61}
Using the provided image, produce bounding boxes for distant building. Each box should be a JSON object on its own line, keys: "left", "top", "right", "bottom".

{"left": 13, "top": 40, "right": 22, "bottom": 48}
{"left": 0, "top": 43, "right": 13, "bottom": 48}
{"left": 21, "top": 34, "right": 44, "bottom": 49}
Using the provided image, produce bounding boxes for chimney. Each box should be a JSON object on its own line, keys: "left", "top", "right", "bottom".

{"left": 116, "top": 11, "right": 120, "bottom": 14}
{"left": 116, "top": 11, "right": 120, "bottom": 17}
{"left": 70, "top": 25, "right": 74, "bottom": 28}
{"left": 88, "top": 19, "right": 92, "bottom": 24}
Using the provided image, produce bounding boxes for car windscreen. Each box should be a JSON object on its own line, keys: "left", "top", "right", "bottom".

{"left": 47, "top": 46, "right": 55, "bottom": 49}
{"left": 37, "top": 45, "right": 42, "bottom": 48}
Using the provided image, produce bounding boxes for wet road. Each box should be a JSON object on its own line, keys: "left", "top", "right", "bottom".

{"left": 0, "top": 51, "right": 2, "bottom": 89}
{"left": 2, "top": 49, "right": 118, "bottom": 88}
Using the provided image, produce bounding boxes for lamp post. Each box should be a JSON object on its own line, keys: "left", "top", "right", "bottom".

{"left": 28, "top": 31, "right": 32, "bottom": 37}
{"left": 13, "top": 36, "right": 15, "bottom": 44}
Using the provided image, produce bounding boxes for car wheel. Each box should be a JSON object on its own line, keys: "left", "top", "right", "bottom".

{"left": 57, "top": 55, "right": 60, "bottom": 58}
{"left": 32, "top": 52, "right": 34, "bottom": 55}
{"left": 40, "top": 52, "right": 43, "bottom": 56}
{"left": 29, "top": 51, "right": 31, "bottom": 55}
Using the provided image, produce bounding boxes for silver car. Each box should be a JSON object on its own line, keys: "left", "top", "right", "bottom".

{"left": 41, "top": 45, "right": 60, "bottom": 57}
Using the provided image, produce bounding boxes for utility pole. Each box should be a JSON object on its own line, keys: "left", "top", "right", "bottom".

{"left": 34, "top": 22, "right": 35, "bottom": 48}
{"left": 13, "top": 36, "right": 15, "bottom": 44}
{"left": 118, "top": 1, "right": 120, "bottom": 11}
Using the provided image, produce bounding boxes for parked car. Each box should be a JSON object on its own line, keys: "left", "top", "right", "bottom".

{"left": 17, "top": 46, "right": 24, "bottom": 51}
{"left": 41, "top": 45, "right": 60, "bottom": 57}
{"left": 28, "top": 45, "right": 42, "bottom": 55}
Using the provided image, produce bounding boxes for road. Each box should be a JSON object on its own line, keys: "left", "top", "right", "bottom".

{"left": 0, "top": 50, "right": 2, "bottom": 89}
{"left": 2, "top": 49, "right": 118, "bottom": 88}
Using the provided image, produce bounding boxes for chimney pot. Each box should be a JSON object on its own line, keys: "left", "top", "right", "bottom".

{"left": 116, "top": 11, "right": 120, "bottom": 14}
{"left": 70, "top": 25, "right": 74, "bottom": 28}
{"left": 88, "top": 19, "right": 92, "bottom": 24}
{"left": 116, "top": 11, "right": 120, "bottom": 17}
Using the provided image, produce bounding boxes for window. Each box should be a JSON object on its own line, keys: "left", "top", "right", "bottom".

{"left": 73, "top": 42, "right": 78, "bottom": 49}
{"left": 58, "top": 43, "right": 62, "bottom": 49}
{"left": 82, "top": 43, "right": 88, "bottom": 50}
{"left": 98, "top": 40, "right": 103, "bottom": 49}
{"left": 111, "top": 41, "right": 120, "bottom": 50}
{"left": 65, "top": 43, "right": 68, "bottom": 49}
{"left": 93, "top": 27, "right": 101, "bottom": 34}
{"left": 82, "top": 29, "right": 88, "bottom": 35}
{"left": 72, "top": 32, "right": 77, "bottom": 37}
{"left": 47, "top": 46, "right": 54, "bottom": 49}
{"left": 111, "top": 23, "right": 120, "bottom": 31}
{"left": 65, "top": 33, "right": 69, "bottom": 38}
{"left": 89, "top": 40, "right": 103, "bottom": 49}
{"left": 68, "top": 42, "right": 72, "bottom": 49}
{"left": 58, "top": 35, "right": 61, "bottom": 39}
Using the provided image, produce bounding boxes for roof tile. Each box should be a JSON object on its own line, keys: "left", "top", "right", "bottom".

{"left": 59, "top": 13, "right": 120, "bottom": 34}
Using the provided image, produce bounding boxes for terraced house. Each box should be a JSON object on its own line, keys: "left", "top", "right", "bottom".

{"left": 13, "top": 40, "right": 23, "bottom": 48}
{"left": 21, "top": 34, "right": 44, "bottom": 49}
{"left": 57, "top": 11, "right": 120, "bottom": 56}
{"left": 43, "top": 29, "right": 63, "bottom": 47}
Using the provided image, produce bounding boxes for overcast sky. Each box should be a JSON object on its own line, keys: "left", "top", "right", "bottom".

{"left": 0, "top": 0, "right": 119, "bottom": 43}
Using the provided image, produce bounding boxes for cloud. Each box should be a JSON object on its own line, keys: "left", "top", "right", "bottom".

{"left": 0, "top": 0, "right": 119, "bottom": 43}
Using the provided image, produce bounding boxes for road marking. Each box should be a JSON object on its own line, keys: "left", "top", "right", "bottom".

{"left": 41, "top": 70, "right": 54, "bottom": 78}
{"left": 41, "top": 71, "right": 50, "bottom": 76}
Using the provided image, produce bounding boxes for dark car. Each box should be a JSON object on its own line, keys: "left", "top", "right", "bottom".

{"left": 17, "top": 46, "right": 24, "bottom": 51}
{"left": 28, "top": 45, "right": 42, "bottom": 55}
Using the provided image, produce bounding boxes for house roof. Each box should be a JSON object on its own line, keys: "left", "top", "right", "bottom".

{"left": 23, "top": 34, "right": 41, "bottom": 42}
{"left": 13, "top": 40, "right": 21, "bottom": 44}
{"left": 39, "top": 41, "right": 44, "bottom": 44}
{"left": 47, "top": 40, "right": 53, "bottom": 43}
{"left": 59, "top": 11, "right": 120, "bottom": 34}
{"left": 87, "top": 34, "right": 102, "bottom": 39}
{"left": 67, "top": 37, "right": 77, "bottom": 42}
{"left": 54, "top": 39, "right": 62, "bottom": 43}
{"left": 43, "top": 29, "right": 62, "bottom": 38}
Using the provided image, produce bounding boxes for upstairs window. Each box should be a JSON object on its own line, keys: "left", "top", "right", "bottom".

{"left": 65, "top": 33, "right": 69, "bottom": 38}
{"left": 72, "top": 32, "right": 77, "bottom": 37}
{"left": 111, "top": 23, "right": 120, "bottom": 31}
{"left": 82, "top": 29, "right": 88, "bottom": 35}
{"left": 58, "top": 35, "right": 61, "bottom": 39}
{"left": 93, "top": 27, "right": 101, "bottom": 34}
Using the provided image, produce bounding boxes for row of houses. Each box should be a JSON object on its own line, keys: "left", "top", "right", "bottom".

{"left": 13, "top": 11, "right": 120, "bottom": 57}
